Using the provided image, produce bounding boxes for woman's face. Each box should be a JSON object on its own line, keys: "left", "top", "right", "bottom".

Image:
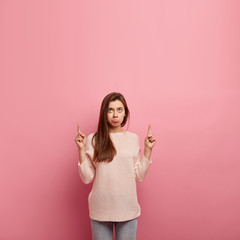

{"left": 107, "top": 100, "right": 126, "bottom": 131}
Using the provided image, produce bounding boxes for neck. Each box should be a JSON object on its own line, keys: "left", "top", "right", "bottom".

{"left": 109, "top": 127, "right": 124, "bottom": 133}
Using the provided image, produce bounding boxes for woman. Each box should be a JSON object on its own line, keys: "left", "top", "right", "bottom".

{"left": 75, "top": 92, "right": 156, "bottom": 240}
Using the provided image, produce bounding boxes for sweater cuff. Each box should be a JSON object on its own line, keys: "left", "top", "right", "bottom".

{"left": 142, "top": 155, "right": 152, "bottom": 164}
{"left": 78, "top": 160, "right": 87, "bottom": 167}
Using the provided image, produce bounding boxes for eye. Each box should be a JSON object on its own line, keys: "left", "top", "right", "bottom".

{"left": 108, "top": 108, "right": 113, "bottom": 113}
{"left": 118, "top": 108, "right": 123, "bottom": 112}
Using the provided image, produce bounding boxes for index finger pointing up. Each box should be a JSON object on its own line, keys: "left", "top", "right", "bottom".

{"left": 148, "top": 124, "right": 152, "bottom": 135}
{"left": 77, "top": 124, "right": 82, "bottom": 135}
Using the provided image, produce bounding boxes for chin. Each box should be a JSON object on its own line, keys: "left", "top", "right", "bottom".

{"left": 109, "top": 123, "right": 120, "bottom": 128}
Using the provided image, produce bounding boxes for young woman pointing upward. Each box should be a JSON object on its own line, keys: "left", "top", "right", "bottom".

{"left": 75, "top": 92, "right": 156, "bottom": 240}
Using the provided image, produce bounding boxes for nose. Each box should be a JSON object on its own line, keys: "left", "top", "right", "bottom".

{"left": 113, "top": 110, "right": 118, "bottom": 117}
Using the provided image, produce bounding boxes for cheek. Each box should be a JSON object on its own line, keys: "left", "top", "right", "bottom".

{"left": 107, "top": 113, "right": 111, "bottom": 121}
{"left": 107, "top": 113, "right": 115, "bottom": 124}
{"left": 120, "top": 113, "right": 125, "bottom": 121}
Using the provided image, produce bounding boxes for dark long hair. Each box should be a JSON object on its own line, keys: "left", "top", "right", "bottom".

{"left": 92, "top": 92, "right": 130, "bottom": 162}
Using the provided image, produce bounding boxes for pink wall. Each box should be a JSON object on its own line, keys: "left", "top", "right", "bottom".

{"left": 1, "top": 0, "right": 240, "bottom": 239}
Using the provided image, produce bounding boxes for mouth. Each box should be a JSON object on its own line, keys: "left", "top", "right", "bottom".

{"left": 112, "top": 120, "right": 119, "bottom": 123}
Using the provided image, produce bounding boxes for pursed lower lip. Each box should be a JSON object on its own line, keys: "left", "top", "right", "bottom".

{"left": 112, "top": 120, "right": 119, "bottom": 123}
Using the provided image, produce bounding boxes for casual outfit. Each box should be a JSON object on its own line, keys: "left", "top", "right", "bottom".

{"left": 78, "top": 131, "right": 152, "bottom": 239}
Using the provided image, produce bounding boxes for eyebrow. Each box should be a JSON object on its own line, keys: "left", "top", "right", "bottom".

{"left": 108, "top": 107, "right": 123, "bottom": 109}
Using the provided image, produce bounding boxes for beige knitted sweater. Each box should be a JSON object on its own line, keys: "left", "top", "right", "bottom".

{"left": 78, "top": 131, "right": 152, "bottom": 222}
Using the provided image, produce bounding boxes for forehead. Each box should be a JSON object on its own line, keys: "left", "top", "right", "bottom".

{"left": 108, "top": 100, "right": 124, "bottom": 108}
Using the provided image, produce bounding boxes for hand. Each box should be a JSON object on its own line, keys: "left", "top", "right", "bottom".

{"left": 75, "top": 125, "right": 87, "bottom": 150}
{"left": 144, "top": 124, "right": 156, "bottom": 150}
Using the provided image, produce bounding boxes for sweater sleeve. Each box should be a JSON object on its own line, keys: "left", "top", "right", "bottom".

{"left": 134, "top": 137, "right": 152, "bottom": 182}
{"left": 78, "top": 134, "right": 95, "bottom": 184}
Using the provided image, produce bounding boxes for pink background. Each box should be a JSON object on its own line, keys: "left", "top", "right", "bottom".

{"left": 1, "top": 0, "right": 240, "bottom": 239}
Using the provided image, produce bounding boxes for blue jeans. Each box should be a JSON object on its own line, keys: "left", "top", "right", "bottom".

{"left": 90, "top": 218, "right": 138, "bottom": 240}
